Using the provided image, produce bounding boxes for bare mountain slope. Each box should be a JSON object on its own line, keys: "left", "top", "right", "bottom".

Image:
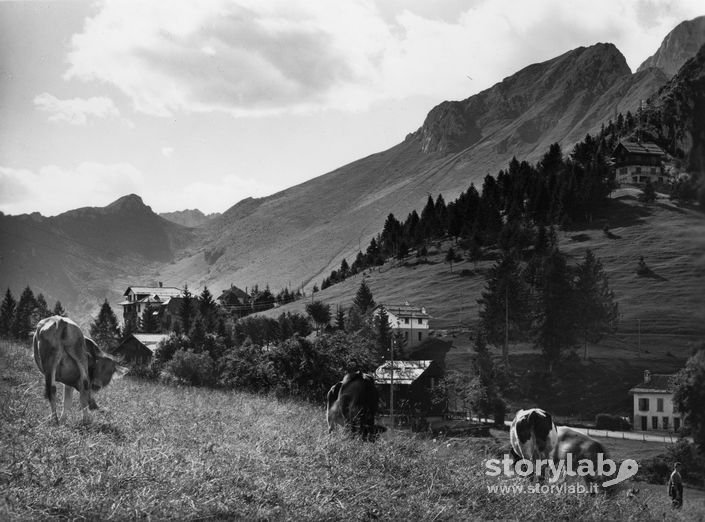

{"left": 157, "top": 43, "right": 667, "bottom": 295}
{"left": 2, "top": 32, "right": 700, "bottom": 324}
{"left": 638, "top": 15, "right": 705, "bottom": 78}
{"left": 0, "top": 195, "right": 193, "bottom": 327}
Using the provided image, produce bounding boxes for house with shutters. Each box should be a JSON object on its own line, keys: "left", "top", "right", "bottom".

{"left": 629, "top": 370, "right": 682, "bottom": 432}
{"left": 372, "top": 302, "right": 430, "bottom": 349}
{"left": 613, "top": 141, "right": 666, "bottom": 185}
{"left": 119, "top": 284, "right": 183, "bottom": 331}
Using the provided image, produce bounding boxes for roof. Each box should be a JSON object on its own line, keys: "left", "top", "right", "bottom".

{"left": 218, "top": 285, "right": 249, "bottom": 301}
{"left": 629, "top": 373, "right": 677, "bottom": 394}
{"left": 375, "top": 303, "right": 429, "bottom": 319}
{"left": 374, "top": 360, "right": 433, "bottom": 385}
{"left": 615, "top": 141, "right": 665, "bottom": 156}
{"left": 124, "top": 286, "right": 182, "bottom": 298}
{"left": 131, "top": 333, "right": 170, "bottom": 353}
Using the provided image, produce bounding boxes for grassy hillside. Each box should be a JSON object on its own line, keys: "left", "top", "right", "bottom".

{"left": 261, "top": 189, "right": 705, "bottom": 417}
{"left": 2, "top": 340, "right": 703, "bottom": 520}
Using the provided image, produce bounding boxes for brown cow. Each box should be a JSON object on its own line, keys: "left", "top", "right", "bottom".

{"left": 33, "top": 315, "right": 121, "bottom": 423}
{"left": 326, "top": 372, "right": 384, "bottom": 441}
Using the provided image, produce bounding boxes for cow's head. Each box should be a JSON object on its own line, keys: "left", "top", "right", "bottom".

{"left": 85, "top": 338, "right": 127, "bottom": 392}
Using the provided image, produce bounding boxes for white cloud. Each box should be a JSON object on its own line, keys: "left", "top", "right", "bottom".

{"left": 63, "top": 0, "right": 705, "bottom": 117}
{"left": 33, "top": 92, "right": 123, "bottom": 125}
{"left": 161, "top": 146, "right": 175, "bottom": 158}
{"left": 0, "top": 162, "right": 144, "bottom": 216}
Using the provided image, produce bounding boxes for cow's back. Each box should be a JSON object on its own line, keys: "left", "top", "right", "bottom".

{"left": 33, "top": 316, "right": 89, "bottom": 388}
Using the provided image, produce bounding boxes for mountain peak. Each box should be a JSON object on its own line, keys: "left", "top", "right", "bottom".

{"left": 418, "top": 42, "right": 630, "bottom": 154}
{"left": 638, "top": 16, "right": 705, "bottom": 78}
{"left": 105, "top": 194, "right": 151, "bottom": 213}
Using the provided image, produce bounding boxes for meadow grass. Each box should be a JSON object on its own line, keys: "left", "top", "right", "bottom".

{"left": 2, "top": 339, "right": 703, "bottom": 521}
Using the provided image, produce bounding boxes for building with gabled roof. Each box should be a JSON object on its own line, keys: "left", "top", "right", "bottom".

{"left": 119, "top": 284, "right": 183, "bottom": 331}
{"left": 372, "top": 302, "right": 431, "bottom": 349}
{"left": 113, "top": 333, "right": 170, "bottom": 364}
{"left": 629, "top": 370, "right": 681, "bottom": 432}
{"left": 613, "top": 140, "right": 666, "bottom": 185}
{"left": 374, "top": 359, "right": 444, "bottom": 415}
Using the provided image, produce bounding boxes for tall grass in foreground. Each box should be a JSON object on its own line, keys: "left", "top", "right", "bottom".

{"left": 1, "top": 339, "right": 702, "bottom": 521}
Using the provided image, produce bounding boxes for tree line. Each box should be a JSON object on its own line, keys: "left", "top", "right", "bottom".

{"left": 0, "top": 286, "right": 65, "bottom": 340}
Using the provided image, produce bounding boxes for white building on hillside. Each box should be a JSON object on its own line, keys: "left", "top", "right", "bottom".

{"left": 629, "top": 370, "right": 681, "bottom": 432}
{"left": 372, "top": 302, "right": 430, "bottom": 349}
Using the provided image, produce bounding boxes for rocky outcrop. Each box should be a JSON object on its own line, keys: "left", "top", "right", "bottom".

{"left": 417, "top": 43, "right": 634, "bottom": 154}
{"left": 652, "top": 44, "right": 705, "bottom": 172}
{"left": 638, "top": 16, "right": 705, "bottom": 78}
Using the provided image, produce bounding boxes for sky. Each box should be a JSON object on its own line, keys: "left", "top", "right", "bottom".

{"left": 1, "top": 0, "right": 703, "bottom": 216}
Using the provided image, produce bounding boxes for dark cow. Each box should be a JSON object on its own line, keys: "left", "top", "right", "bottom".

{"left": 509, "top": 408, "right": 558, "bottom": 481}
{"left": 33, "top": 315, "right": 121, "bottom": 423}
{"left": 552, "top": 426, "right": 612, "bottom": 491}
{"left": 326, "top": 372, "right": 382, "bottom": 441}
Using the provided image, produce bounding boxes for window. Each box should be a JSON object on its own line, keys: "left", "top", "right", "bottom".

{"left": 663, "top": 417, "right": 669, "bottom": 430}
{"left": 638, "top": 398, "right": 649, "bottom": 411}
{"left": 404, "top": 318, "right": 409, "bottom": 324}
{"left": 652, "top": 416, "right": 658, "bottom": 429}
{"left": 657, "top": 398, "right": 664, "bottom": 412}
{"left": 418, "top": 332, "right": 422, "bottom": 341}
{"left": 418, "top": 318, "right": 423, "bottom": 325}
{"left": 636, "top": 167, "right": 642, "bottom": 174}
{"left": 674, "top": 417, "right": 681, "bottom": 431}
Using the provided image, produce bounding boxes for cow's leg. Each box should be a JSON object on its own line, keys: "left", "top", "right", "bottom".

{"left": 62, "top": 384, "right": 73, "bottom": 420}
{"left": 43, "top": 350, "right": 61, "bottom": 424}
{"left": 63, "top": 341, "right": 92, "bottom": 423}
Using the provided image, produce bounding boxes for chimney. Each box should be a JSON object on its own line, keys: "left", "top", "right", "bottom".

{"left": 644, "top": 370, "right": 651, "bottom": 384}
{"left": 159, "top": 282, "right": 163, "bottom": 288}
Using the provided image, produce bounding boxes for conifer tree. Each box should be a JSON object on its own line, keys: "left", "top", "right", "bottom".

{"left": 198, "top": 285, "right": 217, "bottom": 331}
{"left": 52, "top": 300, "right": 66, "bottom": 317}
{"left": 90, "top": 299, "right": 121, "bottom": 351}
{"left": 12, "top": 286, "right": 36, "bottom": 340}
{"left": 179, "top": 284, "right": 194, "bottom": 334}
{"left": 335, "top": 306, "right": 346, "bottom": 330}
{"left": 35, "top": 293, "right": 51, "bottom": 320}
{"left": 532, "top": 248, "right": 577, "bottom": 372}
{"left": 353, "top": 279, "right": 375, "bottom": 314}
{"left": 140, "top": 306, "right": 159, "bottom": 333}
{"left": 0, "top": 288, "right": 16, "bottom": 338}
{"left": 478, "top": 254, "right": 530, "bottom": 364}
{"left": 374, "top": 305, "right": 391, "bottom": 357}
{"left": 574, "top": 249, "right": 619, "bottom": 359}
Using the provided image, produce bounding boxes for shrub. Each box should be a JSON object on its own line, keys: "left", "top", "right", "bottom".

{"left": 218, "top": 342, "right": 274, "bottom": 392}
{"left": 154, "top": 333, "right": 190, "bottom": 364}
{"left": 595, "top": 413, "right": 631, "bottom": 431}
{"left": 165, "top": 349, "right": 216, "bottom": 386}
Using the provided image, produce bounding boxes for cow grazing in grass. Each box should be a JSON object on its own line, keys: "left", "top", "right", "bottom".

{"left": 33, "top": 315, "right": 121, "bottom": 423}
{"left": 552, "top": 426, "right": 613, "bottom": 491}
{"left": 510, "top": 408, "right": 558, "bottom": 481}
{"left": 326, "top": 372, "right": 384, "bottom": 441}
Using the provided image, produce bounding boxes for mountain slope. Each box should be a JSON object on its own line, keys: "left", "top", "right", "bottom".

{"left": 159, "top": 43, "right": 666, "bottom": 296}
{"left": 160, "top": 208, "right": 220, "bottom": 228}
{"left": 2, "top": 25, "right": 702, "bottom": 325}
{"left": 638, "top": 15, "right": 705, "bottom": 78}
{"left": 0, "top": 195, "right": 193, "bottom": 326}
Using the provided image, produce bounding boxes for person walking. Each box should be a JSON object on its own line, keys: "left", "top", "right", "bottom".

{"left": 668, "top": 462, "right": 683, "bottom": 509}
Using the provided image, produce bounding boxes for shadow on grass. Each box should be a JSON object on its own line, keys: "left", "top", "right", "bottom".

{"left": 637, "top": 268, "right": 669, "bottom": 282}
{"left": 568, "top": 199, "right": 654, "bottom": 233}
{"left": 77, "top": 421, "right": 127, "bottom": 442}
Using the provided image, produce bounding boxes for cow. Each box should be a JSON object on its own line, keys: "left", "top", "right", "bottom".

{"left": 326, "top": 371, "right": 383, "bottom": 441}
{"left": 551, "top": 426, "right": 613, "bottom": 492}
{"left": 33, "top": 315, "right": 121, "bottom": 423}
{"left": 509, "top": 408, "right": 558, "bottom": 482}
